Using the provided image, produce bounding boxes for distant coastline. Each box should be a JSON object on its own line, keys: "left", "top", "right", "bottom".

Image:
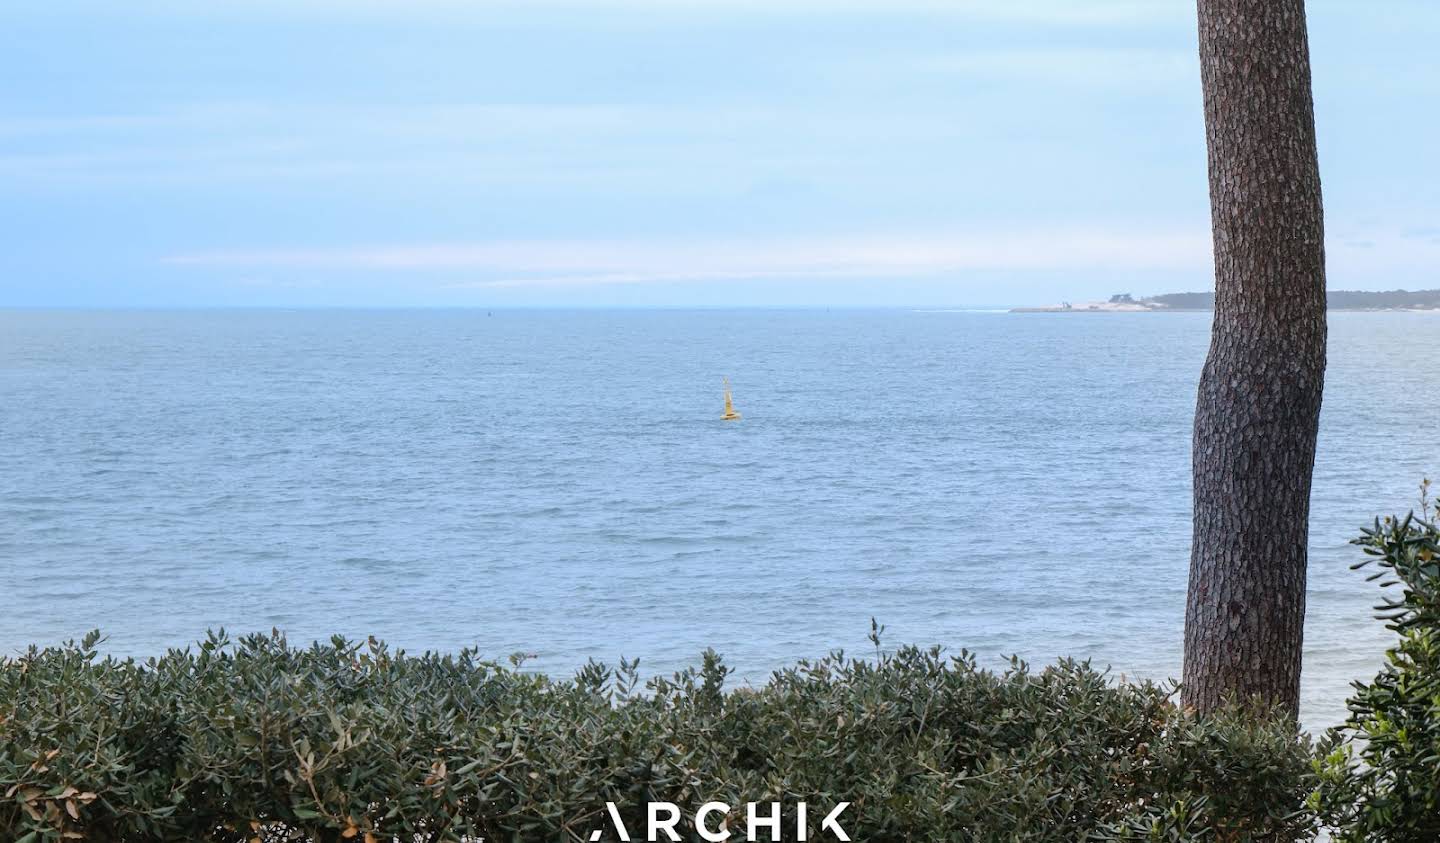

{"left": 1013, "top": 289, "right": 1440, "bottom": 313}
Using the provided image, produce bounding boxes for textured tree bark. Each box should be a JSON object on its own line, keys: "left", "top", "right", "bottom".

{"left": 1182, "top": 0, "right": 1327, "bottom": 720}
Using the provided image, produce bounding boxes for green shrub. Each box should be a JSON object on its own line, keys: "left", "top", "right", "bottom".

{"left": 1318, "top": 510, "right": 1440, "bottom": 841}
{"left": 1, "top": 630, "right": 1314, "bottom": 842}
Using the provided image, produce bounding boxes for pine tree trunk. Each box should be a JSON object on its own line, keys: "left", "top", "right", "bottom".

{"left": 1181, "top": 0, "right": 1327, "bottom": 720}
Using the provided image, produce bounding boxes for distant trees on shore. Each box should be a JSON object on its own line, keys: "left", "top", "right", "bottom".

{"left": 1145, "top": 289, "right": 1440, "bottom": 310}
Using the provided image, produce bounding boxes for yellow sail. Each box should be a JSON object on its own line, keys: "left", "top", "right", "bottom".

{"left": 721, "top": 377, "right": 741, "bottom": 420}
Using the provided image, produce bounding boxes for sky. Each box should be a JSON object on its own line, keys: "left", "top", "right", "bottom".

{"left": 1, "top": 1, "right": 1437, "bottom": 308}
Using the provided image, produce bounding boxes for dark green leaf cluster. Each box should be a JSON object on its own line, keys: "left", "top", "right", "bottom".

{"left": 1, "top": 631, "right": 1313, "bottom": 842}
{"left": 1318, "top": 512, "right": 1440, "bottom": 841}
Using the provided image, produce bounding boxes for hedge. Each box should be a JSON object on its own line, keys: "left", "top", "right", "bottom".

{"left": 1, "top": 625, "right": 1315, "bottom": 843}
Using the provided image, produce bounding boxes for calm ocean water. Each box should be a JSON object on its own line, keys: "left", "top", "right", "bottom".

{"left": 0, "top": 309, "right": 1433, "bottom": 727}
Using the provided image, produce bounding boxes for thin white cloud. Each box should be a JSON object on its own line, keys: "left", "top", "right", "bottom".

{"left": 1327, "top": 227, "right": 1440, "bottom": 278}
{"left": 912, "top": 48, "right": 1196, "bottom": 89}
{"left": 114, "top": 0, "right": 1184, "bottom": 25}
{"left": 462, "top": 269, "right": 885, "bottom": 289}
{"left": 168, "top": 226, "right": 1440, "bottom": 290}
{"left": 166, "top": 229, "right": 1214, "bottom": 288}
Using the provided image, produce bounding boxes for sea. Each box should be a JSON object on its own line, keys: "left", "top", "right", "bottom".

{"left": 1, "top": 308, "right": 1433, "bottom": 728}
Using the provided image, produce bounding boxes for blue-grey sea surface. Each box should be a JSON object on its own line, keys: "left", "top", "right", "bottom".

{"left": 0, "top": 309, "right": 1430, "bottom": 728}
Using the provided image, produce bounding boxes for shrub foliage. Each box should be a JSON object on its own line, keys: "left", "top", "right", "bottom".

{"left": 0, "top": 629, "right": 1314, "bottom": 842}
{"left": 1318, "top": 509, "right": 1440, "bottom": 841}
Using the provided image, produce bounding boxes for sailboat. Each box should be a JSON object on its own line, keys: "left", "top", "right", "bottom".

{"left": 721, "top": 377, "right": 742, "bottom": 421}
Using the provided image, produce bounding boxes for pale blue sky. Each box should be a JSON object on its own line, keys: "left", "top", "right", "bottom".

{"left": 2, "top": 1, "right": 1437, "bottom": 307}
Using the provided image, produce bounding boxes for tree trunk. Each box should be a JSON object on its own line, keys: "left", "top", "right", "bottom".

{"left": 1182, "top": 0, "right": 1327, "bottom": 720}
